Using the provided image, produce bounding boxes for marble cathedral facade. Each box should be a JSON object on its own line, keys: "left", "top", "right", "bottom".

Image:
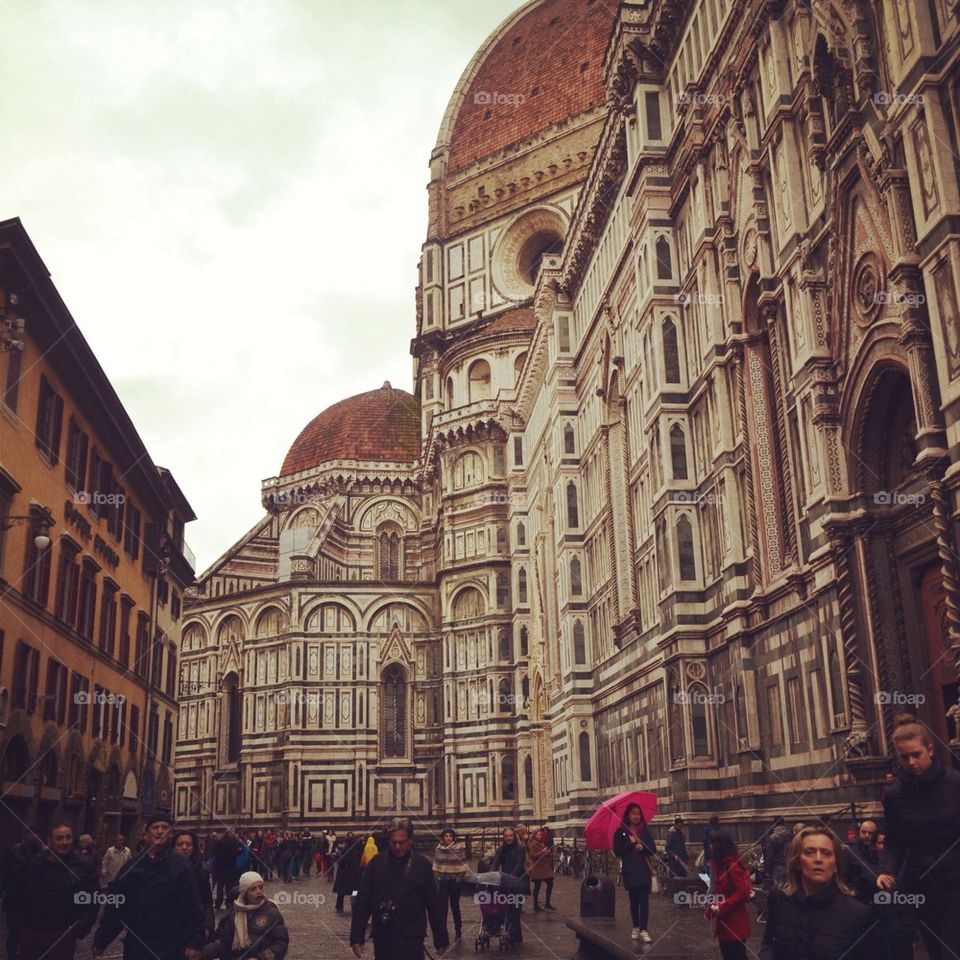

{"left": 174, "top": 0, "right": 960, "bottom": 837}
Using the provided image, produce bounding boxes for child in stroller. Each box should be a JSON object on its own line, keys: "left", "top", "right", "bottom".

{"left": 472, "top": 873, "right": 523, "bottom": 951}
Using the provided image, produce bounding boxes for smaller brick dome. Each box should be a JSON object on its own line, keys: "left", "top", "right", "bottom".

{"left": 281, "top": 383, "right": 421, "bottom": 476}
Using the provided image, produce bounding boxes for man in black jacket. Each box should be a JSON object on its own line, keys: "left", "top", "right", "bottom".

{"left": 844, "top": 821, "right": 880, "bottom": 903}
{"left": 1, "top": 828, "right": 42, "bottom": 960}
{"left": 212, "top": 829, "right": 241, "bottom": 909}
{"left": 350, "top": 818, "right": 448, "bottom": 960}
{"left": 93, "top": 812, "right": 205, "bottom": 960}
{"left": 13, "top": 823, "right": 98, "bottom": 960}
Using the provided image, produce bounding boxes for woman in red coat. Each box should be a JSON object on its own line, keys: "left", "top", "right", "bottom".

{"left": 704, "top": 831, "right": 752, "bottom": 960}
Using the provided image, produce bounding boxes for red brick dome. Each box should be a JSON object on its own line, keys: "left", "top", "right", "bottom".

{"left": 442, "top": 0, "right": 615, "bottom": 174}
{"left": 281, "top": 383, "right": 421, "bottom": 476}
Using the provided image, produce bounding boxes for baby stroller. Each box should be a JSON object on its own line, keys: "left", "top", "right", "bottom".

{"left": 471, "top": 871, "right": 524, "bottom": 951}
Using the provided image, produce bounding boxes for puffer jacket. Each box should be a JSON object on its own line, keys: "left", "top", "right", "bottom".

{"left": 881, "top": 754, "right": 960, "bottom": 892}
{"left": 202, "top": 900, "right": 288, "bottom": 960}
{"left": 491, "top": 840, "right": 526, "bottom": 879}
{"left": 759, "top": 881, "right": 873, "bottom": 960}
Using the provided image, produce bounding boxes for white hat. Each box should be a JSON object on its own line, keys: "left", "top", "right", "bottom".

{"left": 238, "top": 871, "right": 264, "bottom": 899}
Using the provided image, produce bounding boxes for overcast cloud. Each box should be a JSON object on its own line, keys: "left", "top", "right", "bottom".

{"left": 0, "top": 0, "right": 521, "bottom": 571}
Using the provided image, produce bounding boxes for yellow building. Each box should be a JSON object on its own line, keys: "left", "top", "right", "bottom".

{"left": 0, "top": 218, "right": 195, "bottom": 851}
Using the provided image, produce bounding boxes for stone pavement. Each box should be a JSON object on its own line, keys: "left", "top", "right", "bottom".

{"left": 0, "top": 869, "right": 744, "bottom": 960}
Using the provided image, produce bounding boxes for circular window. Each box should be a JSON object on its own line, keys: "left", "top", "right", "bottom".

{"left": 492, "top": 208, "right": 567, "bottom": 302}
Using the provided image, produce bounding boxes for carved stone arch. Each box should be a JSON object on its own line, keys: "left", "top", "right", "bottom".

{"left": 844, "top": 354, "right": 917, "bottom": 496}
{"left": 448, "top": 583, "right": 488, "bottom": 621}
{"left": 356, "top": 497, "right": 419, "bottom": 533}
{"left": 181, "top": 620, "right": 209, "bottom": 652}
{"left": 211, "top": 610, "right": 249, "bottom": 647}
{"left": 808, "top": 0, "right": 878, "bottom": 100}
{"left": 366, "top": 599, "right": 431, "bottom": 634}
{"left": 282, "top": 505, "right": 320, "bottom": 532}
{"left": 302, "top": 596, "right": 362, "bottom": 633}
{"left": 252, "top": 603, "right": 288, "bottom": 638}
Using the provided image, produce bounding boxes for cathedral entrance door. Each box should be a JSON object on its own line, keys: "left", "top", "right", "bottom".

{"left": 918, "top": 562, "right": 957, "bottom": 751}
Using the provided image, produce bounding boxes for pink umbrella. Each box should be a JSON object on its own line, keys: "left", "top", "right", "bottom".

{"left": 584, "top": 790, "right": 658, "bottom": 851}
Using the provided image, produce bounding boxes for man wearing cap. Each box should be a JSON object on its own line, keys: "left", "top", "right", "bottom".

{"left": 350, "top": 817, "right": 448, "bottom": 960}
{"left": 93, "top": 812, "right": 205, "bottom": 960}
{"left": 666, "top": 816, "right": 689, "bottom": 877}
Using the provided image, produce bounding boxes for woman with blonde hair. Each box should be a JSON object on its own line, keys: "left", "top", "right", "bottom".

{"left": 879, "top": 712, "right": 960, "bottom": 960}
{"left": 758, "top": 827, "right": 871, "bottom": 960}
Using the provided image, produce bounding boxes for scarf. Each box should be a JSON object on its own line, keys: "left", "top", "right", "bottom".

{"left": 434, "top": 841, "right": 466, "bottom": 877}
{"left": 232, "top": 899, "right": 268, "bottom": 952}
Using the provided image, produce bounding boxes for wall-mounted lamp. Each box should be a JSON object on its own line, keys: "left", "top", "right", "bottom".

{"left": 1, "top": 507, "right": 54, "bottom": 550}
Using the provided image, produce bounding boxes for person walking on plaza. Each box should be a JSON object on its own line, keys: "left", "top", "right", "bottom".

{"left": 1, "top": 828, "right": 42, "bottom": 960}
{"left": 433, "top": 828, "right": 467, "bottom": 941}
{"left": 762, "top": 817, "right": 793, "bottom": 889}
{"left": 202, "top": 871, "right": 288, "bottom": 960}
{"left": 702, "top": 816, "right": 720, "bottom": 876}
{"left": 527, "top": 828, "right": 555, "bottom": 911}
{"left": 334, "top": 833, "right": 363, "bottom": 913}
{"left": 703, "top": 831, "right": 751, "bottom": 960}
{"left": 843, "top": 821, "right": 880, "bottom": 904}
{"left": 667, "top": 816, "right": 690, "bottom": 877}
{"left": 361, "top": 833, "right": 380, "bottom": 870}
{"left": 101, "top": 834, "right": 131, "bottom": 889}
{"left": 878, "top": 712, "right": 960, "bottom": 960}
{"left": 93, "top": 812, "right": 205, "bottom": 960}
{"left": 175, "top": 830, "right": 216, "bottom": 940}
{"left": 350, "top": 818, "right": 448, "bottom": 960}
{"left": 213, "top": 829, "right": 242, "bottom": 911}
{"left": 316, "top": 830, "right": 330, "bottom": 879}
{"left": 301, "top": 832, "right": 315, "bottom": 877}
{"left": 12, "top": 822, "right": 99, "bottom": 960}
{"left": 613, "top": 802, "right": 656, "bottom": 943}
{"left": 76, "top": 834, "right": 102, "bottom": 879}
{"left": 491, "top": 827, "right": 528, "bottom": 943}
{"left": 759, "top": 826, "right": 871, "bottom": 960}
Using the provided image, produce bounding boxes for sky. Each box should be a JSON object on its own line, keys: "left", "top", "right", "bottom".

{"left": 0, "top": 0, "right": 523, "bottom": 572}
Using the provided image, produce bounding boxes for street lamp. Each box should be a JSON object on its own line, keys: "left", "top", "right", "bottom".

{"left": 0, "top": 507, "right": 53, "bottom": 551}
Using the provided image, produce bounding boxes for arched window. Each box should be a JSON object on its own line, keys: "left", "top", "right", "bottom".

{"left": 563, "top": 423, "right": 576, "bottom": 455}
{"left": 690, "top": 684, "right": 710, "bottom": 757}
{"left": 453, "top": 451, "right": 485, "bottom": 490}
{"left": 223, "top": 673, "right": 241, "bottom": 763}
{"left": 521, "top": 676, "right": 529, "bottom": 705}
{"left": 468, "top": 359, "right": 492, "bottom": 402}
{"left": 376, "top": 524, "right": 403, "bottom": 581}
{"left": 382, "top": 664, "right": 408, "bottom": 758}
{"left": 518, "top": 568, "right": 528, "bottom": 604}
{"left": 514, "top": 352, "right": 528, "bottom": 385}
{"left": 663, "top": 318, "right": 680, "bottom": 383}
{"left": 573, "top": 620, "right": 586, "bottom": 664}
{"left": 579, "top": 731, "right": 592, "bottom": 781}
{"left": 498, "top": 630, "right": 512, "bottom": 661}
{"left": 566, "top": 482, "right": 579, "bottom": 528}
{"left": 828, "top": 648, "right": 845, "bottom": 721}
{"left": 670, "top": 424, "right": 688, "bottom": 480}
{"left": 501, "top": 754, "right": 516, "bottom": 800}
{"left": 520, "top": 626, "right": 529, "bottom": 657}
{"left": 524, "top": 755, "right": 534, "bottom": 798}
{"left": 667, "top": 671, "right": 685, "bottom": 762}
{"left": 517, "top": 522, "right": 526, "bottom": 547}
{"left": 445, "top": 377, "right": 454, "bottom": 411}
{"left": 678, "top": 515, "right": 696, "bottom": 581}
{"left": 496, "top": 573, "right": 509, "bottom": 608}
{"left": 570, "top": 557, "right": 583, "bottom": 596}
{"left": 498, "top": 678, "right": 513, "bottom": 713}
{"left": 656, "top": 235, "right": 672, "bottom": 280}
{"left": 496, "top": 527, "right": 507, "bottom": 553}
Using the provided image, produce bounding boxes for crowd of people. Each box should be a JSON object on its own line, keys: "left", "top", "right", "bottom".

{"left": 2, "top": 711, "right": 960, "bottom": 960}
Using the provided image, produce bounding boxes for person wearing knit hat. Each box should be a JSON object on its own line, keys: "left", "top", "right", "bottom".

{"left": 202, "top": 871, "right": 289, "bottom": 960}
